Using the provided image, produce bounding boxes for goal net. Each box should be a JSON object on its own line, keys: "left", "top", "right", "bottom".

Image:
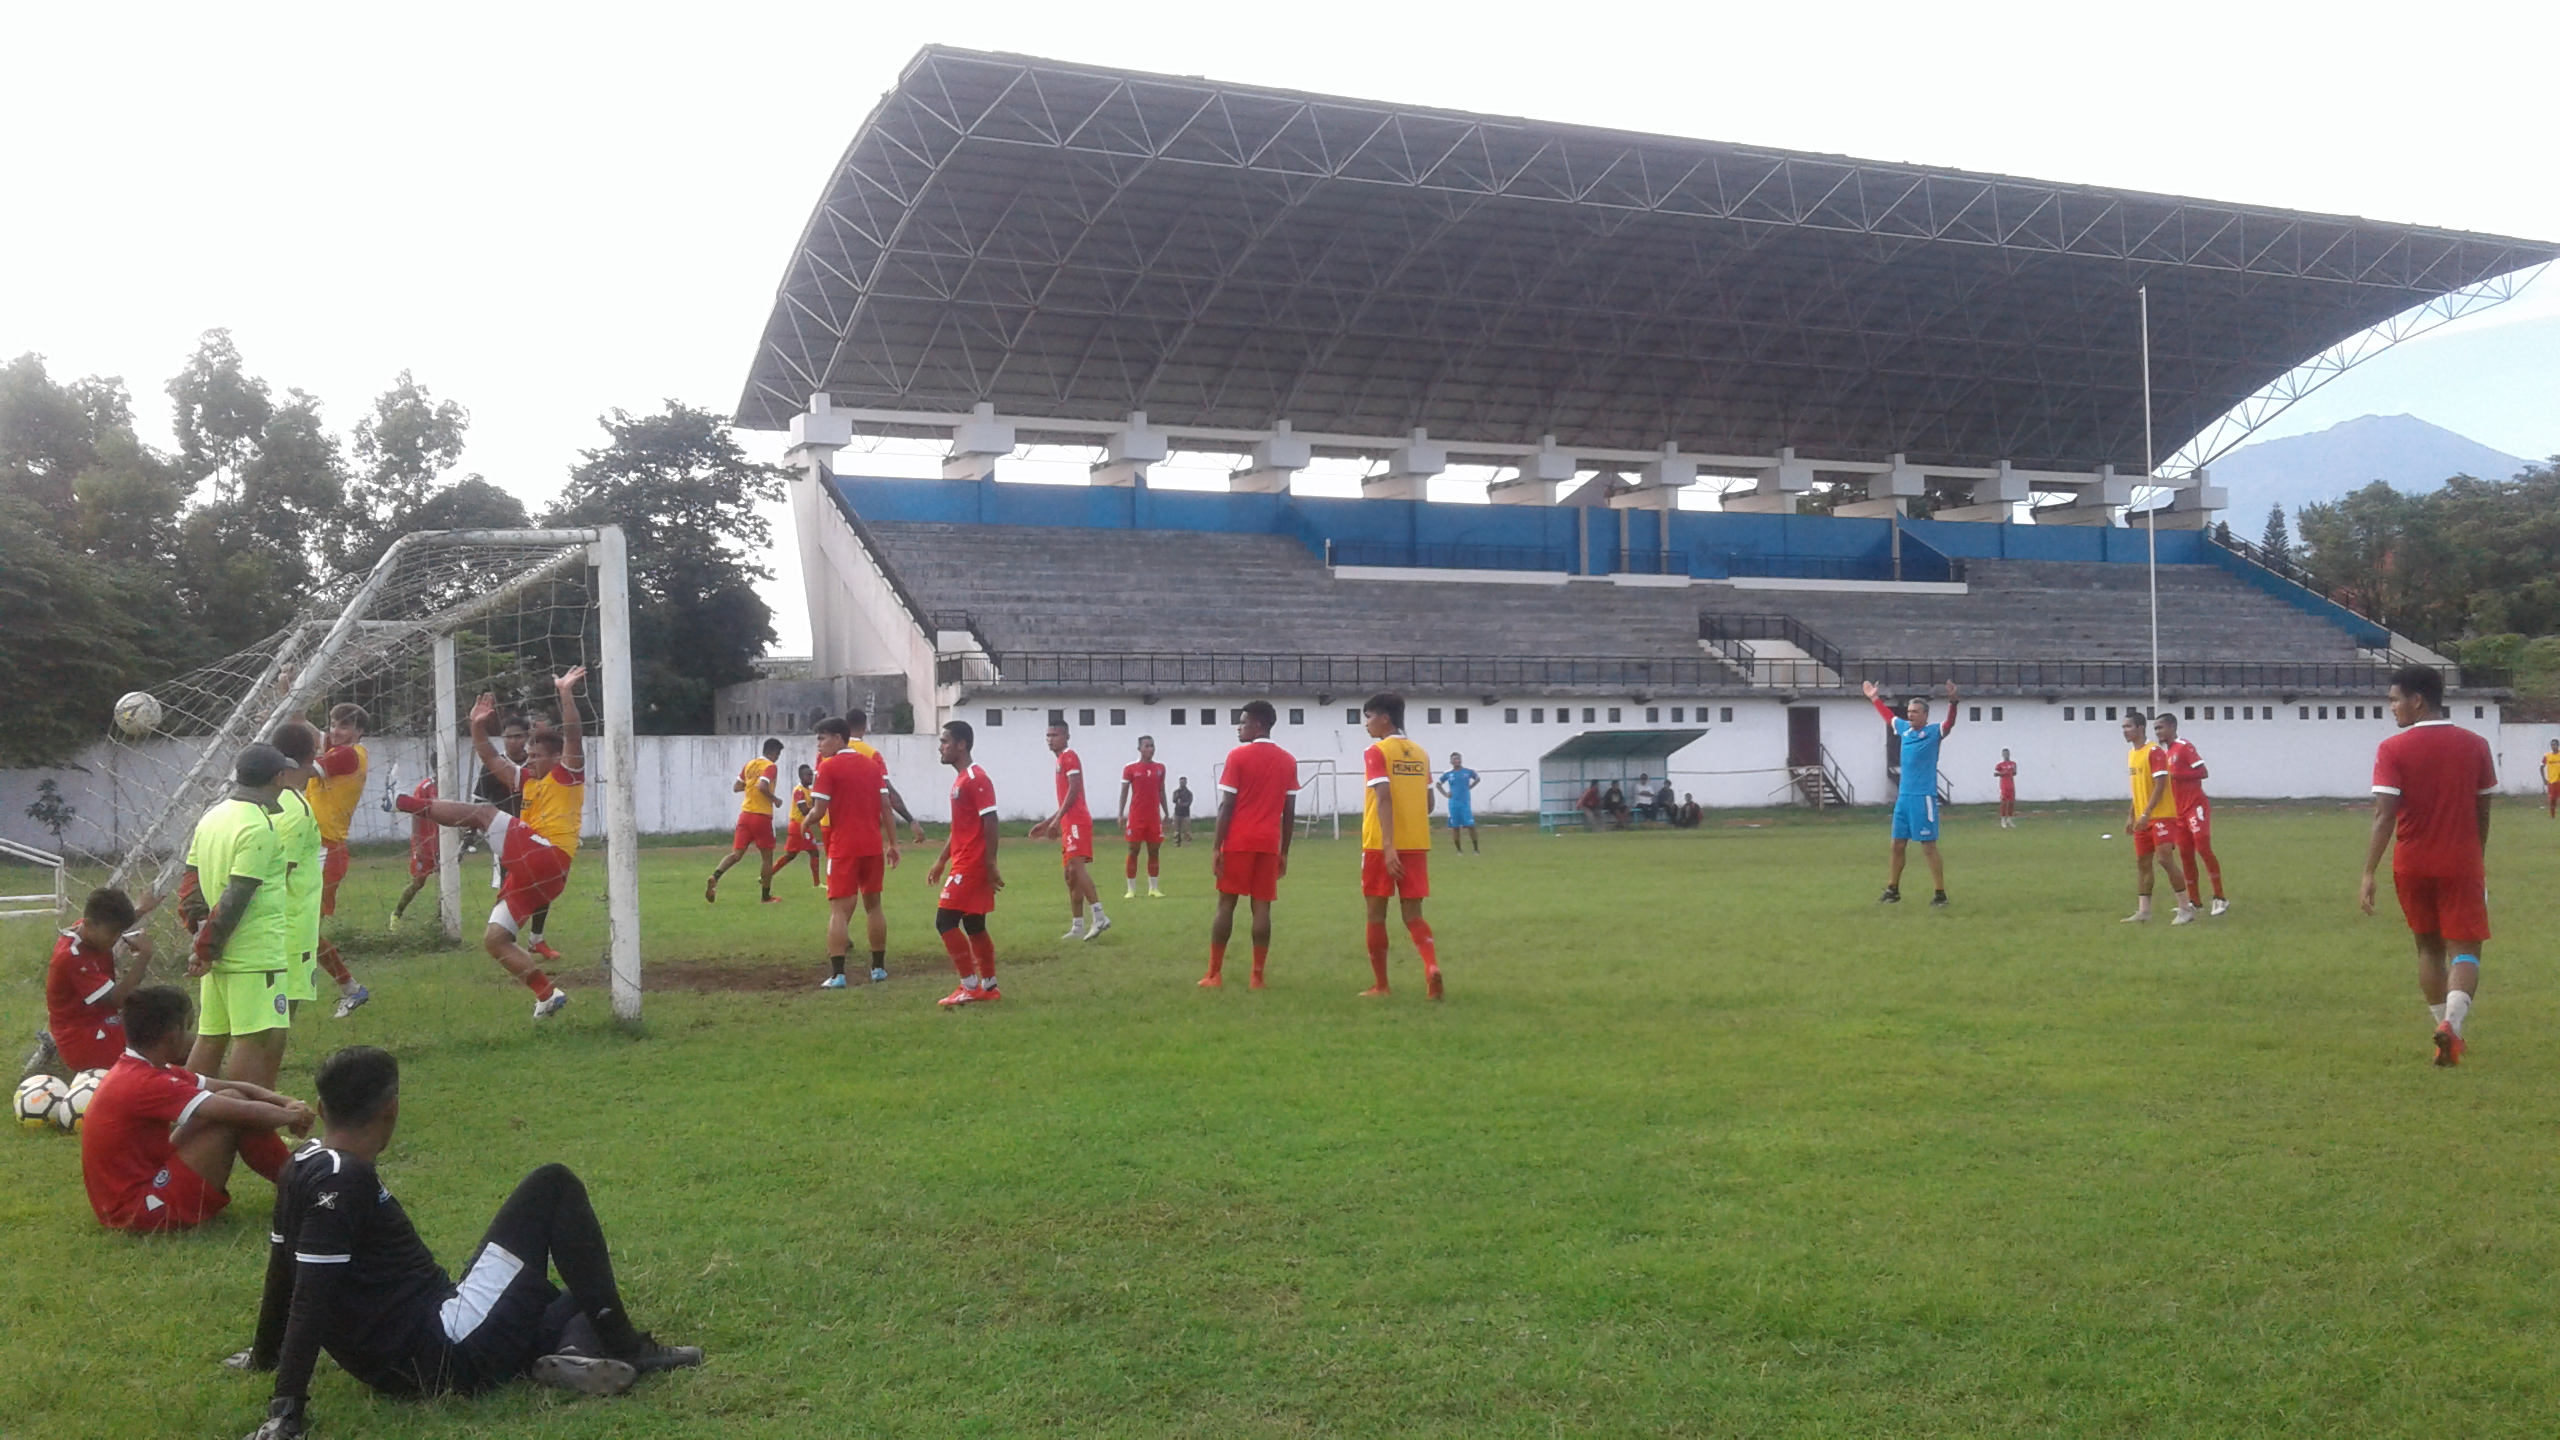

{"left": 75, "top": 527, "right": 642, "bottom": 1022}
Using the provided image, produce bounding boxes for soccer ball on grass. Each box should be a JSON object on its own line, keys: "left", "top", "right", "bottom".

{"left": 53, "top": 1070, "right": 105, "bottom": 1133}
{"left": 113, "top": 691, "right": 165, "bottom": 738}
{"left": 15, "top": 1076, "right": 67, "bottom": 1132}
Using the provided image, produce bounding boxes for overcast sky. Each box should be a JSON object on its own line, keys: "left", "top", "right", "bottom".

{"left": 6, "top": 1, "right": 2554, "bottom": 655}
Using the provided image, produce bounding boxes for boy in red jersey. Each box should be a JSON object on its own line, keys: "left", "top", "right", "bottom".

{"left": 2153, "top": 713, "right": 2228, "bottom": 915}
{"left": 1358, "top": 695, "right": 1442, "bottom": 999}
{"left": 389, "top": 776, "right": 441, "bottom": 928}
{"left": 1032, "top": 720, "right": 1108, "bottom": 940}
{"left": 1203, "top": 701, "right": 1296, "bottom": 989}
{"left": 807, "top": 714, "right": 898, "bottom": 988}
{"left": 82, "top": 985, "right": 308, "bottom": 1232}
{"left": 779, "top": 764, "right": 824, "bottom": 887}
{"left": 706, "top": 738, "right": 784, "bottom": 904}
{"left": 1118, "top": 735, "right": 1167, "bottom": 899}
{"left": 2120, "top": 712, "right": 2195, "bottom": 925}
{"left": 1993, "top": 750, "right": 2018, "bottom": 828}
{"left": 925, "top": 721, "right": 1004, "bottom": 1006}
{"left": 46, "top": 887, "right": 156, "bottom": 1073}
{"left": 2360, "top": 665, "right": 2499, "bottom": 1066}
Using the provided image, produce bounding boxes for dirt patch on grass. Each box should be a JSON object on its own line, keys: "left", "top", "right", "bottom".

{"left": 571, "top": 961, "right": 819, "bottom": 993}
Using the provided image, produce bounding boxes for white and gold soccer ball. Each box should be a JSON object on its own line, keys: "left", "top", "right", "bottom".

{"left": 53, "top": 1070, "right": 105, "bottom": 1133}
{"left": 113, "top": 691, "right": 165, "bottom": 738}
{"left": 14, "top": 1076, "right": 67, "bottom": 1132}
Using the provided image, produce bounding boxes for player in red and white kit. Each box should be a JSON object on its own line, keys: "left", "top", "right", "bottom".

{"left": 1031, "top": 720, "right": 1107, "bottom": 941}
{"left": 926, "top": 720, "right": 1005, "bottom": 1006}
{"left": 2360, "top": 666, "right": 2499, "bottom": 1066}
{"left": 1993, "top": 750, "right": 2018, "bottom": 828}
{"left": 396, "top": 719, "right": 578, "bottom": 1020}
{"left": 389, "top": 775, "right": 442, "bottom": 929}
{"left": 81, "top": 985, "right": 308, "bottom": 1232}
{"left": 2153, "top": 713, "right": 2227, "bottom": 915}
{"left": 1119, "top": 735, "right": 1167, "bottom": 899}
{"left": 46, "top": 887, "right": 155, "bottom": 1073}
{"left": 1203, "top": 701, "right": 1296, "bottom": 989}
{"left": 808, "top": 714, "right": 898, "bottom": 988}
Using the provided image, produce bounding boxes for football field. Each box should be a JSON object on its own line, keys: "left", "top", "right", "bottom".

{"left": 8, "top": 799, "right": 2560, "bottom": 1437}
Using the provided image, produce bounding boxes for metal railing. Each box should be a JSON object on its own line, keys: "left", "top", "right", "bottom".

{"left": 1699, "top": 614, "right": 1848, "bottom": 676}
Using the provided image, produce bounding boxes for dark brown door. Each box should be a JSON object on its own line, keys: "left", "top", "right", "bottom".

{"left": 1787, "top": 706, "right": 1821, "bottom": 769}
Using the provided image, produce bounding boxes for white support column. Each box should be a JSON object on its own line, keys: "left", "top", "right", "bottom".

{"left": 432, "top": 632, "right": 462, "bottom": 942}
{"left": 1933, "top": 460, "right": 2030, "bottom": 523}
{"left": 2036, "top": 465, "right": 2136, "bottom": 526}
{"left": 1722, "top": 447, "right": 1814, "bottom": 514}
{"left": 1090, "top": 411, "right": 1167, "bottom": 486}
{"left": 2149, "top": 467, "right": 2228, "bottom": 531}
{"left": 1361, "top": 428, "right": 1446, "bottom": 500}
{"left": 944, "top": 402, "right": 1014, "bottom": 482}
{"left": 1609, "top": 442, "right": 1696, "bottom": 510}
{"left": 1229, "top": 421, "right": 1311, "bottom": 493}
{"left": 1489, "top": 435, "right": 1576, "bottom": 504}
{"left": 1834, "top": 454, "right": 1924, "bottom": 519}
{"left": 590, "top": 526, "right": 643, "bottom": 1028}
{"left": 786, "top": 395, "right": 855, "bottom": 679}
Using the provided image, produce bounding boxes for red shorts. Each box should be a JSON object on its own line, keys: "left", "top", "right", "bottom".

{"left": 2546, "top": 780, "right": 2559, "bottom": 802}
{"left": 1059, "top": 816, "right": 1092, "bottom": 863}
{"left": 2131, "top": 817, "right": 2186, "bottom": 857}
{"left": 828, "top": 851, "right": 885, "bottom": 900}
{"left": 407, "top": 832, "right": 438, "bottom": 880}
{"left": 2179, "top": 803, "right": 2211, "bottom": 844}
{"left": 783, "top": 826, "right": 820, "bottom": 857}
{"left": 937, "top": 863, "right": 997, "bottom": 916}
{"left": 321, "top": 840, "right": 350, "bottom": 915}
{"left": 1217, "top": 849, "right": 1282, "bottom": 903}
{"left": 1125, "top": 815, "right": 1163, "bottom": 843}
{"left": 2393, "top": 872, "right": 2490, "bottom": 944}
{"left": 1361, "top": 849, "right": 1430, "bottom": 900}
{"left": 106, "top": 1154, "right": 227, "bottom": 1231}
{"left": 494, "top": 841, "right": 572, "bottom": 931}
{"left": 733, "top": 812, "right": 776, "bottom": 852}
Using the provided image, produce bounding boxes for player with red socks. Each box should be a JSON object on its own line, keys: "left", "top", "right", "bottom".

{"left": 1032, "top": 720, "right": 1107, "bottom": 940}
{"left": 2153, "top": 712, "right": 2228, "bottom": 915}
{"left": 808, "top": 714, "right": 898, "bottom": 988}
{"left": 1203, "top": 700, "right": 1296, "bottom": 989}
{"left": 82, "top": 984, "right": 310, "bottom": 1232}
{"left": 1119, "top": 735, "right": 1167, "bottom": 899}
{"left": 1358, "top": 694, "right": 1443, "bottom": 999}
{"left": 302, "top": 704, "right": 372, "bottom": 1018}
{"left": 926, "top": 721, "right": 1004, "bottom": 1006}
{"left": 2360, "top": 665, "right": 2498, "bottom": 1067}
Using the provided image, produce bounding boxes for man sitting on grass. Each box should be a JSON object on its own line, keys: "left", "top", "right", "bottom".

{"left": 82, "top": 985, "right": 308, "bottom": 1232}
{"left": 239, "top": 1045, "right": 702, "bottom": 1438}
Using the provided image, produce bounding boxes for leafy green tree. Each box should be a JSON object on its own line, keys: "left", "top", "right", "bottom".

{"left": 544, "top": 402, "right": 784, "bottom": 732}
{"left": 0, "top": 497, "right": 148, "bottom": 767}
{"left": 331, "top": 370, "right": 473, "bottom": 571}
{"left": 163, "top": 333, "right": 347, "bottom": 646}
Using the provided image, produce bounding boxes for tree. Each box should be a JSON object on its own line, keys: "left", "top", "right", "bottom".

{"left": 2260, "top": 504, "right": 2289, "bottom": 566}
{"left": 164, "top": 333, "right": 347, "bottom": 646}
{"left": 332, "top": 371, "right": 472, "bottom": 571}
{"left": 0, "top": 497, "right": 148, "bottom": 767}
{"left": 25, "top": 779, "right": 75, "bottom": 846}
{"left": 545, "top": 403, "right": 785, "bottom": 732}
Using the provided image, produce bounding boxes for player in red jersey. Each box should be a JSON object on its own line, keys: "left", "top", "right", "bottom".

{"left": 396, "top": 691, "right": 580, "bottom": 1019}
{"left": 81, "top": 985, "right": 308, "bottom": 1232}
{"left": 2153, "top": 713, "right": 2228, "bottom": 915}
{"left": 925, "top": 721, "right": 1004, "bottom": 1006}
{"left": 1031, "top": 720, "right": 1108, "bottom": 941}
{"left": 45, "top": 887, "right": 155, "bottom": 1073}
{"left": 1203, "top": 701, "right": 1296, "bottom": 989}
{"left": 1118, "top": 735, "right": 1168, "bottom": 899}
{"left": 807, "top": 714, "right": 899, "bottom": 988}
{"left": 2360, "top": 666, "right": 2498, "bottom": 1067}
{"left": 779, "top": 763, "right": 824, "bottom": 886}
{"left": 1993, "top": 750, "right": 2018, "bottom": 828}
{"left": 2120, "top": 712, "right": 2195, "bottom": 925}
{"left": 388, "top": 775, "right": 442, "bottom": 929}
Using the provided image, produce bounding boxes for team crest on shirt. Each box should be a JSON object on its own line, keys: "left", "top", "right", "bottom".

{"left": 314, "top": 1191, "right": 339, "bottom": 1209}
{"left": 152, "top": 1167, "right": 170, "bottom": 1188}
{"left": 273, "top": 995, "right": 289, "bottom": 1015}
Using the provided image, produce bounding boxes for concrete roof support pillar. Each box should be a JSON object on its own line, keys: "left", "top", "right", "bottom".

{"left": 1488, "top": 435, "right": 1575, "bottom": 504}
{"left": 2035, "top": 464, "right": 2135, "bottom": 526}
{"left": 1229, "top": 421, "right": 1311, "bottom": 493}
{"left": 944, "top": 402, "right": 1015, "bottom": 482}
{"left": 1932, "top": 460, "right": 2030, "bottom": 522}
{"left": 785, "top": 392, "right": 854, "bottom": 480}
{"left": 1362, "top": 428, "right": 1446, "bottom": 500}
{"left": 1721, "top": 447, "right": 1814, "bottom": 514}
{"left": 1089, "top": 411, "right": 1168, "bottom": 486}
{"left": 1609, "top": 442, "right": 1696, "bottom": 511}
{"left": 2148, "top": 467, "right": 2230, "bottom": 530}
{"left": 1832, "top": 453, "right": 1924, "bottom": 518}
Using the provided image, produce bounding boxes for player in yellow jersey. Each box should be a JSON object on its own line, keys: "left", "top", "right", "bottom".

{"left": 2541, "top": 739, "right": 2560, "bottom": 819}
{"left": 2121, "top": 711, "right": 2194, "bottom": 925}
{"left": 469, "top": 667, "right": 587, "bottom": 980}
{"left": 1357, "top": 693, "right": 1442, "bottom": 999}
{"left": 707, "top": 738, "right": 785, "bottom": 904}
{"left": 302, "top": 703, "right": 372, "bottom": 1017}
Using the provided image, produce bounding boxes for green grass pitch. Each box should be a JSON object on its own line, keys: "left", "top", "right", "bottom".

{"left": 7, "top": 799, "right": 2560, "bottom": 1437}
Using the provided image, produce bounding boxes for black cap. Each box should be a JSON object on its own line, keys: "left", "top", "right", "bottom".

{"left": 235, "top": 743, "right": 295, "bottom": 787}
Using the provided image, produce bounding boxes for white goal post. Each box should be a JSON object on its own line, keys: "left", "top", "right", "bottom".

{"left": 94, "top": 526, "right": 644, "bottom": 1025}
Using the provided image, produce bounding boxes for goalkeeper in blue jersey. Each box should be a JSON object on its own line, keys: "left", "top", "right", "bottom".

{"left": 1865, "top": 679, "right": 1959, "bottom": 907}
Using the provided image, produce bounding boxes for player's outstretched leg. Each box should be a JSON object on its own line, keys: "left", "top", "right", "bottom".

{"left": 462, "top": 1162, "right": 704, "bottom": 1388}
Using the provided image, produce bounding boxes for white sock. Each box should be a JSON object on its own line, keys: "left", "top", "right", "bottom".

{"left": 1125, "top": 881, "right": 1137, "bottom": 897}
{"left": 2135, "top": 896, "right": 2152, "bottom": 918}
{"left": 1064, "top": 918, "right": 1083, "bottom": 935}
{"left": 1147, "top": 878, "right": 1161, "bottom": 892}
{"left": 2429, "top": 1002, "right": 2448, "bottom": 1025}
{"left": 964, "top": 974, "right": 982, "bottom": 991}
{"left": 2445, "top": 989, "right": 2473, "bottom": 1036}
{"left": 1090, "top": 904, "right": 1106, "bottom": 922}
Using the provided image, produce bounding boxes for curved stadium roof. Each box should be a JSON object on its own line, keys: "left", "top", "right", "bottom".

{"left": 739, "top": 46, "right": 2556, "bottom": 472}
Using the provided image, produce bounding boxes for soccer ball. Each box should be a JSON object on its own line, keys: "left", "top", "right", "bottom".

{"left": 53, "top": 1070, "right": 105, "bottom": 1133}
{"left": 14, "top": 1076, "right": 67, "bottom": 1132}
{"left": 113, "top": 691, "right": 165, "bottom": 737}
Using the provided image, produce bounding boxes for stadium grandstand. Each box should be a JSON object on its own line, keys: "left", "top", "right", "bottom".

{"left": 734, "top": 46, "right": 2557, "bottom": 817}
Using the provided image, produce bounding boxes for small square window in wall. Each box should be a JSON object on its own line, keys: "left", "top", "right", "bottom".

{"left": 2064, "top": 707, "right": 2076, "bottom": 721}
{"left": 1427, "top": 707, "right": 1442, "bottom": 724}
{"left": 1346, "top": 708, "right": 1361, "bottom": 725}
{"left": 1289, "top": 708, "right": 1305, "bottom": 725}
{"left": 2474, "top": 705, "right": 2485, "bottom": 719}
{"left": 2352, "top": 705, "right": 2364, "bottom": 719}
{"left": 1505, "top": 708, "right": 1519, "bottom": 723}
{"left": 1968, "top": 706, "right": 1981, "bottom": 722}
{"left": 1583, "top": 708, "right": 1596, "bottom": 723}
{"left": 1109, "top": 708, "right": 1126, "bottom": 726}
{"left": 2183, "top": 706, "right": 2195, "bottom": 720}
{"left": 1529, "top": 707, "right": 1544, "bottom": 723}
{"left": 2104, "top": 706, "right": 2117, "bottom": 721}
{"left": 1230, "top": 709, "right": 1245, "bottom": 725}
{"left": 1048, "top": 708, "right": 1065, "bottom": 726}
{"left": 1991, "top": 706, "right": 2004, "bottom": 721}
{"left": 986, "top": 709, "right": 1004, "bottom": 726}
{"left": 2300, "top": 706, "right": 2311, "bottom": 719}
{"left": 1646, "top": 707, "right": 1660, "bottom": 723}
{"left": 1201, "top": 709, "right": 1216, "bottom": 725}
{"left": 1669, "top": 707, "right": 1684, "bottom": 722}
{"left": 1170, "top": 709, "right": 1186, "bottom": 725}
{"left": 1720, "top": 707, "right": 1735, "bottom": 723}
{"left": 1454, "top": 707, "right": 1469, "bottom": 724}
{"left": 1607, "top": 707, "right": 1621, "bottom": 723}
{"left": 1079, "top": 708, "right": 1096, "bottom": 727}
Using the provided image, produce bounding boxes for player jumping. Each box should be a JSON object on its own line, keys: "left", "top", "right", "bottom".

{"left": 1032, "top": 720, "right": 1107, "bottom": 940}
{"left": 807, "top": 714, "right": 897, "bottom": 987}
{"left": 389, "top": 775, "right": 440, "bottom": 927}
{"left": 706, "top": 738, "right": 784, "bottom": 904}
{"left": 1203, "top": 701, "right": 1296, "bottom": 988}
{"left": 1993, "top": 749, "right": 2018, "bottom": 828}
{"left": 2360, "top": 665, "right": 2498, "bottom": 1067}
{"left": 1437, "top": 752, "right": 1480, "bottom": 854}
{"left": 1864, "top": 680, "right": 1956, "bottom": 906}
{"left": 2154, "top": 713, "right": 2227, "bottom": 915}
{"left": 1119, "top": 735, "right": 1167, "bottom": 898}
{"left": 925, "top": 721, "right": 1004, "bottom": 1006}
{"left": 303, "top": 704, "right": 372, "bottom": 1017}
{"left": 2121, "top": 712, "right": 2195, "bottom": 925}
{"left": 1360, "top": 695, "right": 1442, "bottom": 999}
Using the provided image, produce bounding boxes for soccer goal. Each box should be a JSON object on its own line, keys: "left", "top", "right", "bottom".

{"left": 86, "top": 528, "right": 644, "bottom": 1023}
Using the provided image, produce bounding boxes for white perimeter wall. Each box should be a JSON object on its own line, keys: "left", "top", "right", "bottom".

{"left": 4, "top": 701, "right": 2537, "bottom": 854}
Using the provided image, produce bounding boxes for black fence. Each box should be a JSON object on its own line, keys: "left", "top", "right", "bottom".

{"left": 1699, "top": 614, "right": 1848, "bottom": 675}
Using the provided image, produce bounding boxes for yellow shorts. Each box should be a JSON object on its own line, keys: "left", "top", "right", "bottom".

{"left": 200, "top": 967, "right": 293, "bottom": 1037}
{"left": 284, "top": 949, "right": 317, "bottom": 1005}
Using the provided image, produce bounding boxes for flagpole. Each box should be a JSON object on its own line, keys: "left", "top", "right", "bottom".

{"left": 2141, "top": 285, "right": 2160, "bottom": 717}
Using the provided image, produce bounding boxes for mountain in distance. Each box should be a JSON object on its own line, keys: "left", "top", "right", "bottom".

{"left": 2206, "top": 414, "right": 2528, "bottom": 523}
